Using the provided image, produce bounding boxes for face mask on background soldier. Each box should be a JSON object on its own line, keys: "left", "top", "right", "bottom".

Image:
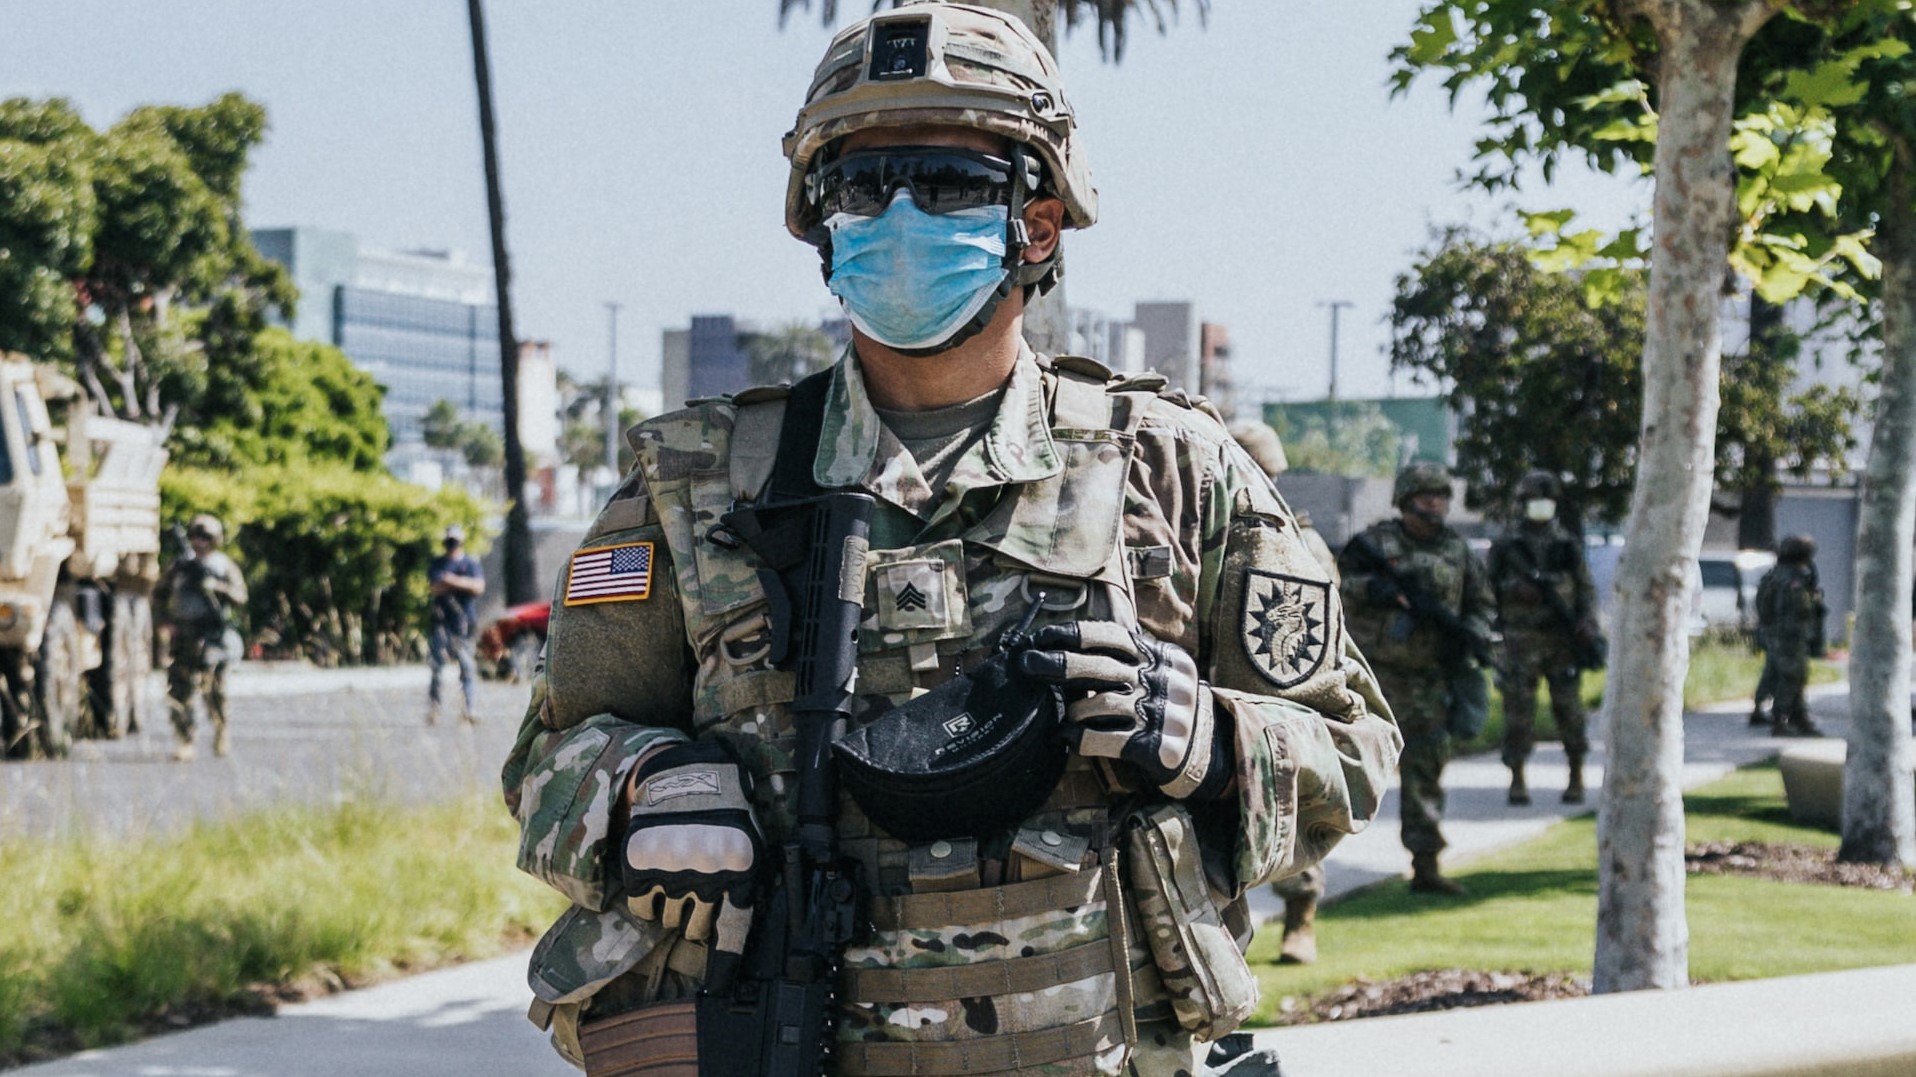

{"left": 1525, "top": 498, "right": 1556, "bottom": 522}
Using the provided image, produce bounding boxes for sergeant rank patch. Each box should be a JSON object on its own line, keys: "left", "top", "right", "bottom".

{"left": 564, "top": 542, "right": 654, "bottom": 606}
{"left": 1241, "top": 569, "right": 1331, "bottom": 689}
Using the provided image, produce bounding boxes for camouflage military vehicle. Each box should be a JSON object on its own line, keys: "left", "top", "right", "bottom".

{"left": 0, "top": 356, "right": 166, "bottom": 758}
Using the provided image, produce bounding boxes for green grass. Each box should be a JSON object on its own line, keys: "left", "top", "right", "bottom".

{"left": 1454, "top": 637, "right": 1844, "bottom": 755}
{"left": 1247, "top": 763, "right": 1916, "bottom": 1022}
{"left": 0, "top": 795, "right": 564, "bottom": 1061}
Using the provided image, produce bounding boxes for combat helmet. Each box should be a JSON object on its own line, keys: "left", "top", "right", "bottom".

{"left": 1393, "top": 461, "right": 1452, "bottom": 507}
{"left": 783, "top": 1, "right": 1096, "bottom": 299}
{"left": 1778, "top": 533, "right": 1817, "bottom": 563}
{"left": 187, "top": 514, "right": 224, "bottom": 545}
{"left": 1514, "top": 469, "right": 1562, "bottom": 502}
{"left": 1228, "top": 421, "right": 1288, "bottom": 479}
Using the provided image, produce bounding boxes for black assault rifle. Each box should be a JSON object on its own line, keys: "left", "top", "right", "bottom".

{"left": 1343, "top": 532, "right": 1496, "bottom": 669}
{"left": 696, "top": 491, "right": 875, "bottom": 1076}
{"left": 1498, "top": 540, "right": 1607, "bottom": 671}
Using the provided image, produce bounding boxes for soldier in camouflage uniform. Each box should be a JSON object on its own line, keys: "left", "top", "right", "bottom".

{"left": 503, "top": 6, "right": 1400, "bottom": 1074}
{"left": 1755, "top": 534, "right": 1827, "bottom": 738}
{"left": 1229, "top": 421, "right": 1329, "bottom": 965}
{"left": 1336, "top": 462, "right": 1493, "bottom": 896}
{"left": 157, "top": 514, "right": 248, "bottom": 762}
{"left": 1486, "top": 471, "right": 1598, "bottom": 807}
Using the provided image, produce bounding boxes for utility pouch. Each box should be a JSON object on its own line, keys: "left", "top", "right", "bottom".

{"left": 1124, "top": 803, "right": 1258, "bottom": 1039}
{"left": 1386, "top": 610, "right": 1415, "bottom": 642}
{"left": 1445, "top": 664, "right": 1490, "bottom": 740}
{"left": 577, "top": 999, "right": 699, "bottom": 1076}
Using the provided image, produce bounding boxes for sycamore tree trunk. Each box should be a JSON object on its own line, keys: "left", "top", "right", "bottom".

{"left": 1595, "top": 0, "right": 1778, "bottom": 995}
{"left": 1840, "top": 150, "right": 1916, "bottom": 867}
{"left": 468, "top": 0, "right": 538, "bottom": 605}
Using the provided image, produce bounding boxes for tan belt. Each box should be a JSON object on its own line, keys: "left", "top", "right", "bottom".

{"left": 834, "top": 1012, "right": 1124, "bottom": 1077}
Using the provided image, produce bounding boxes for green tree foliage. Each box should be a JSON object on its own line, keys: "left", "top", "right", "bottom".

{"left": 742, "top": 322, "right": 834, "bottom": 386}
{"left": 165, "top": 328, "right": 389, "bottom": 472}
{"left": 1390, "top": 228, "right": 1645, "bottom": 527}
{"left": 161, "top": 465, "right": 488, "bottom": 667}
{"left": 1269, "top": 404, "right": 1402, "bottom": 479}
{"left": 421, "top": 397, "right": 506, "bottom": 467}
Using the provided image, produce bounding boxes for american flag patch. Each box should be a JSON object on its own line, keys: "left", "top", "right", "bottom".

{"left": 563, "top": 542, "right": 654, "bottom": 606}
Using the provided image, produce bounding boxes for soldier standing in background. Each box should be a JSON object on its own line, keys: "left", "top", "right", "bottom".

{"left": 1487, "top": 471, "right": 1600, "bottom": 807}
{"left": 1756, "top": 534, "right": 1827, "bottom": 737}
{"left": 158, "top": 514, "right": 247, "bottom": 762}
{"left": 1338, "top": 462, "right": 1495, "bottom": 896}
{"left": 1229, "top": 420, "right": 1331, "bottom": 964}
{"left": 503, "top": 7, "right": 1400, "bottom": 1073}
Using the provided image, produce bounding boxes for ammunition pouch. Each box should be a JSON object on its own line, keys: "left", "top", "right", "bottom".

{"left": 1445, "top": 663, "right": 1490, "bottom": 740}
{"left": 1124, "top": 803, "right": 1258, "bottom": 1039}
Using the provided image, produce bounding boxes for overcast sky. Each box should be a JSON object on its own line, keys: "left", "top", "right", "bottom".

{"left": 1, "top": 1, "right": 1647, "bottom": 405}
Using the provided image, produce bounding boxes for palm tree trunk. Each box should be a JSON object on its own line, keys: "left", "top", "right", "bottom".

{"left": 1594, "top": 0, "right": 1777, "bottom": 995}
{"left": 467, "top": 0, "right": 538, "bottom": 605}
{"left": 1839, "top": 146, "right": 1916, "bottom": 868}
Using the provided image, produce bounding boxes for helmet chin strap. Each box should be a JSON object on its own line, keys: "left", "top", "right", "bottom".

{"left": 810, "top": 144, "right": 1059, "bottom": 359}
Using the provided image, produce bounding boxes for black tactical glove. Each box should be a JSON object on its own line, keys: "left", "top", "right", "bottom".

{"left": 1017, "top": 621, "right": 1232, "bottom": 800}
{"left": 1366, "top": 576, "right": 1405, "bottom": 609}
{"left": 622, "top": 739, "right": 764, "bottom": 954}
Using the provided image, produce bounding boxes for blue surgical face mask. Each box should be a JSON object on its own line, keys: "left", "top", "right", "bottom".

{"left": 825, "top": 190, "right": 1011, "bottom": 352}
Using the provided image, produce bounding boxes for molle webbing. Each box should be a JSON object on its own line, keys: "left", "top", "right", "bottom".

{"left": 839, "top": 938, "right": 1112, "bottom": 1003}
{"left": 835, "top": 1012, "right": 1125, "bottom": 1077}
{"left": 867, "top": 864, "right": 1105, "bottom": 930}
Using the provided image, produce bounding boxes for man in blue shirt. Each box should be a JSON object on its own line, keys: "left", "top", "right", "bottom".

{"left": 427, "top": 524, "right": 485, "bottom": 724}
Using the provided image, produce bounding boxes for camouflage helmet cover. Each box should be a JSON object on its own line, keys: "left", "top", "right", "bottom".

{"left": 1778, "top": 533, "right": 1817, "bottom": 562}
{"left": 1393, "top": 461, "right": 1453, "bottom": 506}
{"left": 781, "top": 1, "right": 1098, "bottom": 238}
{"left": 187, "top": 513, "right": 224, "bottom": 544}
{"left": 1514, "top": 469, "right": 1562, "bottom": 502}
{"left": 1227, "top": 421, "right": 1288, "bottom": 478}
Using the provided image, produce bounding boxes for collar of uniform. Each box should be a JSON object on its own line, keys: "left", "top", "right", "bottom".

{"left": 812, "top": 343, "right": 1063, "bottom": 501}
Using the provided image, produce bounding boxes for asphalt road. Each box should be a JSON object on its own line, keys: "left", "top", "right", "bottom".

{"left": 0, "top": 663, "right": 533, "bottom": 843}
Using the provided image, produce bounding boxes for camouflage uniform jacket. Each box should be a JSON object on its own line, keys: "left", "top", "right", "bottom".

{"left": 1336, "top": 519, "right": 1494, "bottom": 672}
{"left": 1756, "top": 562, "right": 1823, "bottom": 651}
{"left": 158, "top": 550, "right": 247, "bottom": 642}
{"left": 1486, "top": 521, "right": 1595, "bottom": 637}
{"left": 502, "top": 348, "right": 1399, "bottom": 1069}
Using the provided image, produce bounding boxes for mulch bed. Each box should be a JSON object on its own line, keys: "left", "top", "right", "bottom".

{"left": 1271, "top": 969, "right": 1591, "bottom": 1025}
{"left": 1686, "top": 840, "right": 1916, "bottom": 893}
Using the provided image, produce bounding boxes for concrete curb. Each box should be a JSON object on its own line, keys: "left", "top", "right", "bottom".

{"left": 1254, "top": 963, "right": 1916, "bottom": 1077}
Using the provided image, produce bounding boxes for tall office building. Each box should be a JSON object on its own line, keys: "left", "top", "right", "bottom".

{"left": 253, "top": 227, "right": 504, "bottom": 443}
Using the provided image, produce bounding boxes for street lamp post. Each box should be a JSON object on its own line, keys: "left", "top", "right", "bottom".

{"left": 1318, "top": 299, "right": 1353, "bottom": 403}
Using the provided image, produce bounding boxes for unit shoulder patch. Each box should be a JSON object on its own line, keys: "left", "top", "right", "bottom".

{"left": 1241, "top": 569, "right": 1332, "bottom": 689}
{"left": 564, "top": 542, "right": 655, "bottom": 606}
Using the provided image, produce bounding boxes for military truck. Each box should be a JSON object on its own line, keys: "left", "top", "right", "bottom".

{"left": 0, "top": 356, "right": 166, "bottom": 758}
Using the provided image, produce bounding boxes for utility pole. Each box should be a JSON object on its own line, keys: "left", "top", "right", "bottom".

{"left": 1318, "top": 300, "right": 1353, "bottom": 403}
{"left": 604, "top": 301, "right": 622, "bottom": 478}
{"left": 467, "top": 0, "right": 536, "bottom": 604}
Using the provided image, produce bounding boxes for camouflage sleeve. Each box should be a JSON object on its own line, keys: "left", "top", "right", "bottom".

{"left": 1198, "top": 443, "right": 1401, "bottom": 892}
{"left": 1462, "top": 541, "right": 1496, "bottom": 644}
{"left": 500, "top": 469, "right": 698, "bottom": 911}
{"left": 1334, "top": 526, "right": 1387, "bottom": 613}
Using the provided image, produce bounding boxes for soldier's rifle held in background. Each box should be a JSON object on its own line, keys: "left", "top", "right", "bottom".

{"left": 1498, "top": 541, "right": 1606, "bottom": 671}
{"left": 1342, "top": 533, "right": 1496, "bottom": 670}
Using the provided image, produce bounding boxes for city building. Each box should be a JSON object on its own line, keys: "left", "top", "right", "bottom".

{"left": 660, "top": 314, "right": 845, "bottom": 409}
{"left": 253, "top": 226, "right": 504, "bottom": 444}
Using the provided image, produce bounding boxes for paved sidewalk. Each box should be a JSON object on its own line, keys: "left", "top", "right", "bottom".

{"left": 16, "top": 684, "right": 1856, "bottom": 1076}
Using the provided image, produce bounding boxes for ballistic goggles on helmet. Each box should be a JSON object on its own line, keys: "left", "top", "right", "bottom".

{"left": 807, "top": 147, "right": 1042, "bottom": 220}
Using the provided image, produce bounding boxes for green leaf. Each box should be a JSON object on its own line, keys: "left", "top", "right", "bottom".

{"left": 1522, "top": 208, "right": 1578, "bottom": 237}
{"left": 1782, "top": 57, "right": 1870, "bottom": 108}
{"left": 1405, "top": 9, "right": 1459, "bottom": 65}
